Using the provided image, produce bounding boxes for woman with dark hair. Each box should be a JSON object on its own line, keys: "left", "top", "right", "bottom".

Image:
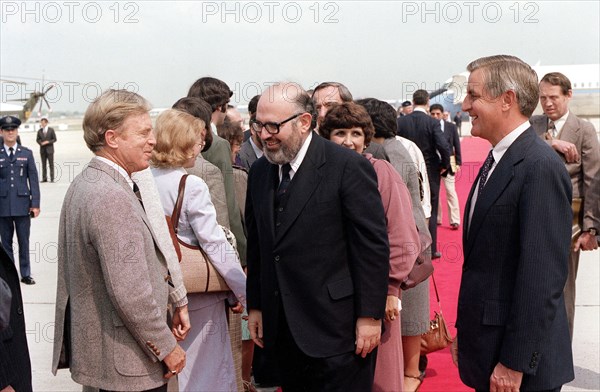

{"left": 320, "top": 102, "right": 420, "bottom": 392}
{"left": 356, "top": 98, "right": 433, "bottom": 391}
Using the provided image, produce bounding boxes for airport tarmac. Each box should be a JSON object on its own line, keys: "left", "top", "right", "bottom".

{"left": 8, "top": 128, "right": 600, "bottom": 391}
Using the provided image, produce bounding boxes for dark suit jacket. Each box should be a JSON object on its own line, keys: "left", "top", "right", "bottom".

{"left": 36, "top": 126, "right": 57, "bottom": 154}
{"left": 396, "top": 110, "right": 451, "bottom": 172}
{"left": 531, "top": 113, "right": 600, "bottom": 231}
{"left": 442, "top": 121, "right": 462, "bottom": 165}
{"left": 238, "top": 139, "right": 259, "bottom": 172}
{"left": 245, "top": 133, "right": 390, "bottom": 357}
{"left": 457, "top": 128, "right": 574, "bottom": 390}
{"left": 0, "top": 245, "right": 32, "bottom": 391}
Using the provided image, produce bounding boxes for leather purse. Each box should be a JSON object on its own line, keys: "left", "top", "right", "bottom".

{"left": 400, "top": 231, "right": 434, "bottom": 290}
{"left": 166, "top": 174, "right": 230, "bottom": 294}
{"left": 421, "top": 274, "right": 454, "bottom": 354}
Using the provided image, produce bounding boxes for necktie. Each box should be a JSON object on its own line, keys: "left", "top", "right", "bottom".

{"left": 8, "top": 147, "right": 14, "bottom": 160}
{"left": 477, "top": 150, "right": 495, "bottom": 197}
{"left": 133, "top": 183, "right": 145, "bottom": 210}
{"left": 277, "top": 163, "right": 292, "bottom": 199}
{"left": 548, "top": 120, "right": 558, "bottom": 139}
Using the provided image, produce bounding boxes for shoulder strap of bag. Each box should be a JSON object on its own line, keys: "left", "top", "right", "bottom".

{"left": 431, "top": 273, "right": 443, "bottom": 313}
{"left": 171, "top": 174, "right": 189, "bottom": 234}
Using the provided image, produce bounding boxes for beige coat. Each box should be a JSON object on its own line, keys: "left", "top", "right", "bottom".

{"left": 52, "top": 158, "right": 177, "bottom": 391}
{"left": 531, "top": 113, "right": 600, "bottom": 231}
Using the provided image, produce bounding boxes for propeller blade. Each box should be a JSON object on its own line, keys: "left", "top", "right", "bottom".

{"left": 44, "top": 84, "right": 55, "bottom": 94}
{"left": 43, "top": 96, "right": 52, "bottom": 112}
{"left": 37, "top": 97, "right": 44, "bottom": 116}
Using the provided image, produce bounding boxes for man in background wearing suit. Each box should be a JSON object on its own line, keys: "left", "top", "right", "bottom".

{"left": 246, "top": 83, "right": 390, "bottom": 391}
{"left": 0, "top": 116, "right": 40, "bottom": 286}
{"left": 397, "top": 90, "right": 451, "bottom": 258}
{"left": 36, "top": 116, "right": 57, "bottom": 182}
{"left": 530, "top": 72, "right": 600, "bottom": 339}
{"left": 52, "top": 90, "right": 186, "bottom": 391}
{"left": 238, "top": 95, "right": 263, "bottom": 171}
{"left": 430, "top": 104, "right": 462, "bottom": 230}
{"left": 0, "top": 244, "right": 32, "bottom": 391}
{"left": 453, "top": 55, "right": 574, "bottom": 391}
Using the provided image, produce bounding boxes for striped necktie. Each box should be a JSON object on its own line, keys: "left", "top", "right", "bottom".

{"left": 478, "top": 150, "right": 495, "bottom": 198}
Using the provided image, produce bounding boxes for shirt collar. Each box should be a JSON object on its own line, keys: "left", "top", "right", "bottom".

{"left": 3, "top": 144, "right": 15, "bottom": 153}
{"left": 414, "top": 107, "right": 428, "bottom": 114}
{"left": 280, "top": 132, "right": 313, "bottom": 181}
{"left": 94, "top": 156, "right": 135, "bottom": 190}
{"left": 549, "top": 111, "right": 569, "bottom": 134}
{"left": 249, "top": 137, "right": 263, "bottom": 158}
{"left": 491, "top": 120, "right": 531, "bottom": 164}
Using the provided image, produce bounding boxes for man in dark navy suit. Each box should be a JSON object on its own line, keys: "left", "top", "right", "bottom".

{"left": 397, "top": 90, "right": 451, "bottom": 258}
{"left": 246, "top": 83, "right": 390, "bottom": 391}
{"left": 453, "top": 55, "right": 574, "bottom": 391}
{"left": 0, "top": 116, "right": 40, "bottom": 285}
{"left": 36, "top": 116, "right": 57, "bottom": 182}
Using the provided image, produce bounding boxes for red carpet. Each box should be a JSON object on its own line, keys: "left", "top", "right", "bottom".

{"left": 420, "top": 137, "right": 492, "bottom": 392}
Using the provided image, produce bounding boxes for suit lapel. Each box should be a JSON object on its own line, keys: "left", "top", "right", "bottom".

{"left": 274, "top": 134, "right": 324, "bottom": 245}
{"left": 255, "top": 162, "right": 277, "bottom": 240}
{"left": 464, "top": 130, "right": 532, "bottom": 261}
{"left": 559, "top": 113, "right": 580, "bottom": 140}
{"left": 88, "top": 159, "right": 157, "bottom": 241}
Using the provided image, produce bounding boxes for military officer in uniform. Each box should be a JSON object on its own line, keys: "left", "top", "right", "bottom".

{"left": 0, "top": 116, "right": 40, "bottom": 285}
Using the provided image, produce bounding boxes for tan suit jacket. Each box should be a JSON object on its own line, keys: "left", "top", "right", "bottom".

{"left": 52, "top": 158, "right": 177, "bottom": 390}
{"left": 531, "top": 113, "right": 600, "bottom": 231}
{"left": 186, "top": 156, "right": 230, "bottom": 228}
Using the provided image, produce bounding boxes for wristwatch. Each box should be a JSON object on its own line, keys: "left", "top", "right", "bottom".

{"left": 588, "top": 228, "right": 597, "bottom": 236}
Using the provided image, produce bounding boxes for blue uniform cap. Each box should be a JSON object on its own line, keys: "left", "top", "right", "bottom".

{"left": 0, "top": 116, "right": 21, "bottom": 130}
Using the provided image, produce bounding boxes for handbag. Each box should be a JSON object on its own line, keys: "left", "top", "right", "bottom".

{"left": 400, "top": 231, "right": 434, "bottom": 290}
{"left": 165, "top": 174, "right": 230, "bottom": 294}
{"left": 420, "top": 274, "right": 454, "bottom": 354}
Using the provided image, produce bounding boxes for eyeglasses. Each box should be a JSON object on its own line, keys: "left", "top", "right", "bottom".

{"left": 250, "top": 112, "right": 304, "bottom": 135}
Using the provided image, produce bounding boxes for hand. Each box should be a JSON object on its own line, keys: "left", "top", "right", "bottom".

{"left": 163, "top": 344, "right": 186, "bottom": 379}
{"left": 30, "top": 208, "right": 40, "bottom": 218}
{"left": 230, "top": 301, "right": 244, "bottom": 314}
{"left": 440, "top": 167, "right": 448, "bottom": 175}
{"left": 1, "top": 386, "right": 16, "bottom": 392}
{"left": 455, "top": 165, "right": 461, "bottom": 172}
{"left": 489, "top": 362, "right": 523, "bottom": 392}
{"left": 248, "top": 309, "right": 264, "bottom": 348}
{"left": 171, "top": 305, "right": 191, "bottom": 341}
{"left": 385, "top": 295, "right": 399, "bottom": 322}
{"left": 355, "top": 317, "right": 381, "bottom": 358}
{"left": 451, "top": 336, "right": 458, "bottom": 367}
{"left": 574, "top": 231, "right": 599, "bottom": 251}
{"left": 551, "top": 139, "right": 579, "bottom": 163}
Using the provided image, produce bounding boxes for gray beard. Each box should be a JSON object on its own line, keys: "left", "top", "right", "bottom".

{"left": 263, "top": 124, "right": 303, "bottom": 165}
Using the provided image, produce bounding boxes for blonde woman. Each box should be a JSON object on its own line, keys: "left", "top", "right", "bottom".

{"left": 151, "top": 109, "right": 247, "bottom": 391}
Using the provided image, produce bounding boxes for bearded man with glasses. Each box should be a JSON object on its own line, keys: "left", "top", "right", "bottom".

{"left": 245, "top": 82, "right": 390, "bottom": 391}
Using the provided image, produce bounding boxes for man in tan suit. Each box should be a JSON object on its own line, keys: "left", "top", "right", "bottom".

{"left": 52, "top": 90, "right": 186, "bottom": 391}
{"left": 531, "top": 72, "right": 600, "bottom": 339}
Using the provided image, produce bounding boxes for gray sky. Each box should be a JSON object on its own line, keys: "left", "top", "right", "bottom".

{"left": 1, "top": 0, "right": 599, "bottom": 113}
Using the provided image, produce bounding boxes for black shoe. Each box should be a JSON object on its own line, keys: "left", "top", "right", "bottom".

{"left": 432, "top": 251, "right": 442, "bottom": 259}
{"left": 419, "top": 354, "right": 428, "bottom": 373}
{"left": 41, "top": 180, "right": 48, "bottom": 183}
{"left": 21, "top": 276, "right": 36, "bottom": 285}
{"left": 451, "top": 223, "right": 459, "bottom": 230}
